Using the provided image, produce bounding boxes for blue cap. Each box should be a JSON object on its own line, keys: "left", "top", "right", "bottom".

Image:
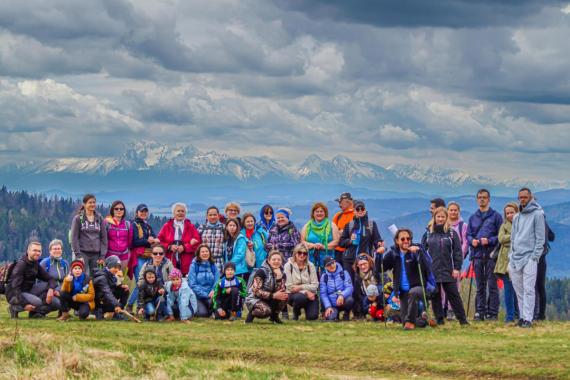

{"left": 136, "top": 203, "right": 149, "bottom": 212}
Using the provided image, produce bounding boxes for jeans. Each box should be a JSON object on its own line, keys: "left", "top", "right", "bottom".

{"left": 127, "top": 256, "right": 150, "bottom": 307}
{"left": 502, "top": 277, "right": 516, "bottom": 322}
{"left": 196, "top": 298, "right": 212, "bottom": 318}
{"left": 325, "top": 296, "right": 355, "bottom": 320}
{"left": 143, "top": 297, "right": 165, "bottom": 319}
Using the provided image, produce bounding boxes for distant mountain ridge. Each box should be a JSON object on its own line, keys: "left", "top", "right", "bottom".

{"left": 1, "top": 141, "right": 564, "bottom": 195}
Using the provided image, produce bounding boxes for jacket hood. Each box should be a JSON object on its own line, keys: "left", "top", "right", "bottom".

{"left": 521, "top": 199, "right": 542, "bottom": 214}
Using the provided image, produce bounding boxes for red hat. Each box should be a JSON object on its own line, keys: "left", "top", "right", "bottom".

{"left": 71, "top": 260, "right": 84, "bottom": 271}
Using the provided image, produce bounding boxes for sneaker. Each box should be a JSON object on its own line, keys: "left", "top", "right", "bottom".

{"left": 459, "top": 320, "right": 470, "bottom": 326}
{"left": 437, "top": 318, "right": 445, "bottom": 325}
{"left": 517, "top": 318, "right": 524, "bottom": 327}
{"left": 244, "top": 313, "right": 254, "bottom": 324}
{"left": 520, "top": 320, "right": 532, "bottom": 328}
{"left": 29, "top": 312, "right": 45, "bottom": 319}
{"left": 229, "top": 312, "right": 238, "bottom": 321}
{"left": 292, "top": 312, "right": 300, "bottom": 321}
{"left": 342, "top": 312, "right": 350, "bottom": 322}
{"left": 404, "top": 322, "right": 415, "bottom": 330}
{"left": 281, "top": 311, "right": 289, "bottom": 320}
{"left": 473, "top": 313, "right": 484, "bottom": 322}
{"left": 447, "top": 310, "right": 456, "bottom": 321}
{"left": 486, "top": 314, "right": 498, "bottom": 321}
{"left": 57, "top": 312, "right": 71, "bottom": 322}
{"left": 8, "top": 305, "right": 18, "bottom": 319}
{"left": 164, "top": 316, "right": 175, "bottom": 322}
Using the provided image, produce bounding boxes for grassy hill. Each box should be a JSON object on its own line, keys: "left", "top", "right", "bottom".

{"left": 1, "top": 300, "right": 569, "bottom": 379}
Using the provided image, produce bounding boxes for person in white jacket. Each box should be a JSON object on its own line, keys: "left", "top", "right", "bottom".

{"left": 508, "top": 188, "right": 545, "bottom": 328}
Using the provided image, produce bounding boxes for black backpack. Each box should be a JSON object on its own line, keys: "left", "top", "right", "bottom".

{"left": 0, "top": 260, "right": 17, "bottom": 294}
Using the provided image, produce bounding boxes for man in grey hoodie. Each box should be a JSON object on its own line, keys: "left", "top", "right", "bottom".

{"left": 508, "top": 188, "right": 545, "bottom": 328}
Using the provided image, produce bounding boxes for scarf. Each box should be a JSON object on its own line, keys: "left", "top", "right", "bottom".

{"left": 206, "top": 221, "right": 223, "bottom": 228}
{"left": 246, "top": 228, "right": 255, "bottom": 240}
{"left": 359, "top": 269, "right": 377, "bottom": 289}
{"left": 71, "top": 273, "right": 86, "bottom": 296}
{"left": 305, "top": 218, "right": 332, "bottom": 246}
{"left": 171, "top": 282, "right": 181, "bottom": 292}
{"left": 173, "top": 220, "right": 185, "bottom": 240}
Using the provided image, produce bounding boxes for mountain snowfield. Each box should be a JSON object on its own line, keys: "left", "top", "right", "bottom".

{"left": 2, "top": 141, "right": 566, "bottom": 193}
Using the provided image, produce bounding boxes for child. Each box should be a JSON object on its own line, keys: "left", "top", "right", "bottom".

{"left": 164, "top": 268, "right": 197, "bottom": 323}
{"left": 58, "top": 260, "right": 95, "bottom": 321}
{"left": 366, "top": 284, "right": 384, "bottom": 321}
{"left": 212, "top": 262, "right": 247, "bottom": 321}
{"left": 382, "top": 282, "right": 401, "bottom": 323}
{"left": 137, "top": 268, "right": 165, "bottom": 321}
{"left": 93, "top": 256, "right": 130, "bottom": 320}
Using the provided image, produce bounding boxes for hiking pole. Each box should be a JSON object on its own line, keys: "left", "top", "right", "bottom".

{"left": 466, "top": 260, "right": 474, "bottom": 319}
{"left": 417, "top": 250, "right": 437, "bottom": 327}
{"left": 121, "top": 309, "right": 142, "bottom": 323}
{"left": 380, "top": 254, "right": 387, "bottom": 328}
{"left": 154, "top": 297, "right": 163, "bottom": 320}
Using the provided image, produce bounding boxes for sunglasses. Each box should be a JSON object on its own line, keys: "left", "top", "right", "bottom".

{"left": 114, "top": 207, "right": 125, "bottom": 211}
{"left": 152, "top": 251, "right": 164, "bottom": 256}
{"left": 355, "top": 207, "right": 366, "bottom": 212}
{"left": 264, "top": 210, "right": 273, "bottom": 215}
{"left": 297, "top": 251, "right": 308, "bottom": 256}
{"left": 399, "top": 237, "right": 411, "bottom": 242}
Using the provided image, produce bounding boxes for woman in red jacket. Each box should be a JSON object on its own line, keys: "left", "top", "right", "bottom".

{"left": 158, "top": 202, "right": 201, "bottom": 276}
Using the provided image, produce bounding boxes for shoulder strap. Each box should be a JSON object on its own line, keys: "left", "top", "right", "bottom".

{"left": 348, "top": 220, "right": 354, "bottom": 232}
{"left": 340, "top": 270, "right": 345, "bottom": 282}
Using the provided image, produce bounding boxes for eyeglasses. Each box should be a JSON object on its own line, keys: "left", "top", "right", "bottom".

{"left": 355, "top": 207, "right": 365, "bottom": 212}
{"left": 227, "top": 209, "right": 238, "bottom": 213}
{"left": 399, "top": 237, "right": 411, "bottom": 242}
{"left": 114, "top": 207, "right": 125, "bottom": 211}
{"left": 357, "top": 262, "right": 368, "bottom": 267}
{"left": 152, "top": 251, "right": 164, "bottom": 256}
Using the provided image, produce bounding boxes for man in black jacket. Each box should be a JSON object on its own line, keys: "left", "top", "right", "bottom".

{"left": 93, "top": 256, "right": 129, "bottom": 319}
{"left": 7, "top": 241, "right": 60, "bottom": 318}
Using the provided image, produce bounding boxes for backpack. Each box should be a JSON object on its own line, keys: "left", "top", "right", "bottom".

{"left": 323, "top": 268, "right": 345, "bottom": 285}
{"left": 348, "top": 219, "right": 374, "bottom": 235}
{"left": 0, "top": 260, "right": 17, "bottom": 294}
{"left": 287, "top": 262, "right": 312, "bottom": 280}
{"left": 43, "top": 258, "right": 69, "bottom": 275}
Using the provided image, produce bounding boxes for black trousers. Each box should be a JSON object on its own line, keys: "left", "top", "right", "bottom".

{"left": 534, "top": 255, "right": 547, "bottom": 320}
{"left": 214, "top": 288, "right": 241, "bottom": 319}
{"left": 400, "top": 286, "right": 424, "bottom": 324}
{"left": 60, "top": 292, "right": 91, "bottom": 319}
{"left": 432, "top": 282, "right": 467, "bottom": 322}
{"left": 288, "top": 292, "right": 319, "bottom": 320}
{"left": 474, "top": 259, "right": 500, "bottom": 317}
{"left": 98, "top": 287, "right": 129, "bottom": 313}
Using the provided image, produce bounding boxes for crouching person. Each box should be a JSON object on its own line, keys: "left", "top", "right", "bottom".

{"left": 93, "top": 256, "right": 130, "bottom": 320}
{"left": 212, "top": 262, "right": 247, "bottom": 321}
{"left": 6, "top": 241, "right": 61, "bottom": 318}
{"left": 137, "top": 268, "right": 166, "bottom": 321}
{"left": 284, "top": 244, "right": 319, "bottom": 321}
{"left": 58, "top": 260, "right": 95, "bottom": 321}
{"left": 245, "top": 250, "right": 288, "bottom": 324}
{"left": 320, "top": 256, "right": 354, "bottom": 321}
{"left": 164, "top": 268, "right": 197, "bottom": 323}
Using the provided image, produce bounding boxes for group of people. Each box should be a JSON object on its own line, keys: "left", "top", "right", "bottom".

{"left": 2, "top": 188, "right": 553, "bottom": 329}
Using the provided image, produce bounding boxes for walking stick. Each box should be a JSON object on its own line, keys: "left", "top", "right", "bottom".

{"left": 121, "top": 309, "right": 142, "bottom": 323}
{"left": 466, "top": 259, "right": 475, "bottom": 319}
{"left": 380, "top": 254, "right": 387, "bottom": 328}
{"left": 417, "top": 250, "right": 437, "bottom": 327}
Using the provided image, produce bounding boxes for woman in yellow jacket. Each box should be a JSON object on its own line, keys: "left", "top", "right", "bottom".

{"left": 58, "top": 260, "right": 95, "bottom": 321}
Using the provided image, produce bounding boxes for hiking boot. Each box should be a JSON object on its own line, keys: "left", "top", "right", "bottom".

{"left": 229, "top": 311, "right": 238, "bottom": 321}
{"left": 8, "top": 305, "right": 18, "bottom": 319}
{"left": 436, "top": 318, "right": 445, "bottom": 325}
{"left": 459, "top": 320, "right": 470, "bottom": 326}
{"left": 520, "top": 320, "right": 532, "bottom": 328}
{"left": 281, "top": 311, "right": 289, "bottom": 320}
{"left": 164, "top": 315, "right": 175, "bottom": 322}
{"left": 270, "top": 312, "right": 283, "bottom": 324}
{"left": 517, "top": 318, "right": 524, "bottom": 327}
{"left": 447, "top": 310, "right": 456, "bottom": 321}
{"left": 244, "top": 313, "right": 254, "bottom": 324}
{"left": 473, "top": 313, "right": 484, "bottom": 322}
{"left": 57, "top": 312, "right": 71, "bottom": 322}
{"left": 125, "top": 304, "right": 133, "bottom": 314}
{"left": 342, "top": 312, "right": 350, "bottom": 322}
{"left": 486, "top": 314, "right": 498, "bottom": 321}
{"left": 404, "top": 322, "right": 415, "bottom": 330}
{"left": 28, "top": 312, "right": 45, "bottom": 319}
{"left": 292, "top": 311, "right": 300, "bottom": 321}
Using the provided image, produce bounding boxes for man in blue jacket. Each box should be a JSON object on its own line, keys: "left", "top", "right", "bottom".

{"left": 320, "top": 256, "right": 354, "bottom": 321}
{"left": 467, "top": 189, "right": 503, "bottom": 321}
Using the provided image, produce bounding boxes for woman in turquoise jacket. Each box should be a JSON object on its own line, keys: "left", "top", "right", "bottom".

{"left": 224, "top": 218, "right": 251, "bottom": 281}
{"left": 242, "top": 213, "right": 268, "bottom": 269}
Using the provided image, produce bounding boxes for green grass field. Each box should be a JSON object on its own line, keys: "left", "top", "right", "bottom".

{"left": 1, "top": 300, "right": 569, "bottom": 379}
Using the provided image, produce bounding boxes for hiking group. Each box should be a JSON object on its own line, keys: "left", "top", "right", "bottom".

{"left": 1, "top": 187, "right": 554, "bottom": 329}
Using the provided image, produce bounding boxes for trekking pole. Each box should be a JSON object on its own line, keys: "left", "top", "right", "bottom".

{"left": 417, "top": 250, "right": 436, "bottom": 327}
{"left": 380, "top": 254, "right": 387, "bottom": 328}
{"left": 466, "top": 255, "right": 475, "bottom": 319}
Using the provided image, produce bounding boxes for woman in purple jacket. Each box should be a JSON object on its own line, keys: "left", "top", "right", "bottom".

{"left": 265, "top": 208, "right": 300, "bottom": 262}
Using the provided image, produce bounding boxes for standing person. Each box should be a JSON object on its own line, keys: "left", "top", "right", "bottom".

{"left": 445, "top": 201, "right": 468, "bottom": 320}
{"left": 256, "top": 204, "right": 275, "bottom": 237}
{"left": 424, "top": 208, "right": 468, "bottom": 325}
{"left": 224, "top": 219, "right": 250, "bottom": 281}
{"left": 352, "top": 253, "right": 385, "bottom": 321}
{"left": 518, "top": 188, "right": 555, "bottom": 321}
{"left": 212, "top": 262, "right": 248, "bottom": 321}
{"left": 494, "top": 202, "right": 519, "bottom": 323}
{"left": 188, "top": 244, "right": 219, "bottom": 318}
{"left": 6, "top": 241, "right": 60, "bottom": 318}
{"left": 158, "top": 202, "right": 201, "bottom": 276}
{"left": 224, "top": 202, "right": 241, "bottom": 225}
{"left": 70, "top": 194, "right": 108, "bottom": 277}
{"left": 242, "top": 213, "right": 268, "bottom": 269}
{"left": 39, "top": 239, "right": 69, "bottom": 289}
{"left": 339, "top": 200, "right": 384, "bottom": 284}
{"left": 58, "top": 260, "right": 95, "bottom": 321}
{"left": 301, "top": 202, "right": 340, "bottom": 275}
{"left": 164, "top": 268, "right": 198, "bottom": 323}
{"left": 245, "top": 250, "right": 288, "bottom": 324}
{"left": 467, "top": 189, "right": 503, "bottom": 321}
{"left": 332, "top": 193, "right": 355, "bottom": 263}
{"left": 126, "top": 203, "right": 159, "bottom": 313}
{"left": 378, "top": 229, "right": 433, "bottom": 330}
{"left": 93, "top": 256, "right": 130, "bottom": 320}
{"left": 284, "top": 244, "right": 319, "bottom": 321}
{"left": 105, "top": 200, "right": 131, "bottom": 273}
{"left": 320, "top": 256, "right": 354, "bottom": 321}
{"left": 509, "top": 189, "right": 546, "bottom": 328}
{"left": 197, "top": 206, "right": 226, "bottom": 273}
{"left": 265, "top": 208, "right": 300, "bottom": 262}
{"left": 422, "top": 198, "right": 446, "bottom": 245}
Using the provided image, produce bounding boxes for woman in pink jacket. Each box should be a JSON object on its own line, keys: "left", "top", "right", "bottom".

{"left": 105, "top": 200, "right": 132, "bottom": 273}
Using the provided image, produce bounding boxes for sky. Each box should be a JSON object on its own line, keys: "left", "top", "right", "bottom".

{"left": 0, "top": 0, "right": 569, "bottom": 182}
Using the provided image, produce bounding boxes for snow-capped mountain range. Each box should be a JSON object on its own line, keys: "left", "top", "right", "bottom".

{"left": 1, "top": 141, "right": 564, "bottom": 195}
